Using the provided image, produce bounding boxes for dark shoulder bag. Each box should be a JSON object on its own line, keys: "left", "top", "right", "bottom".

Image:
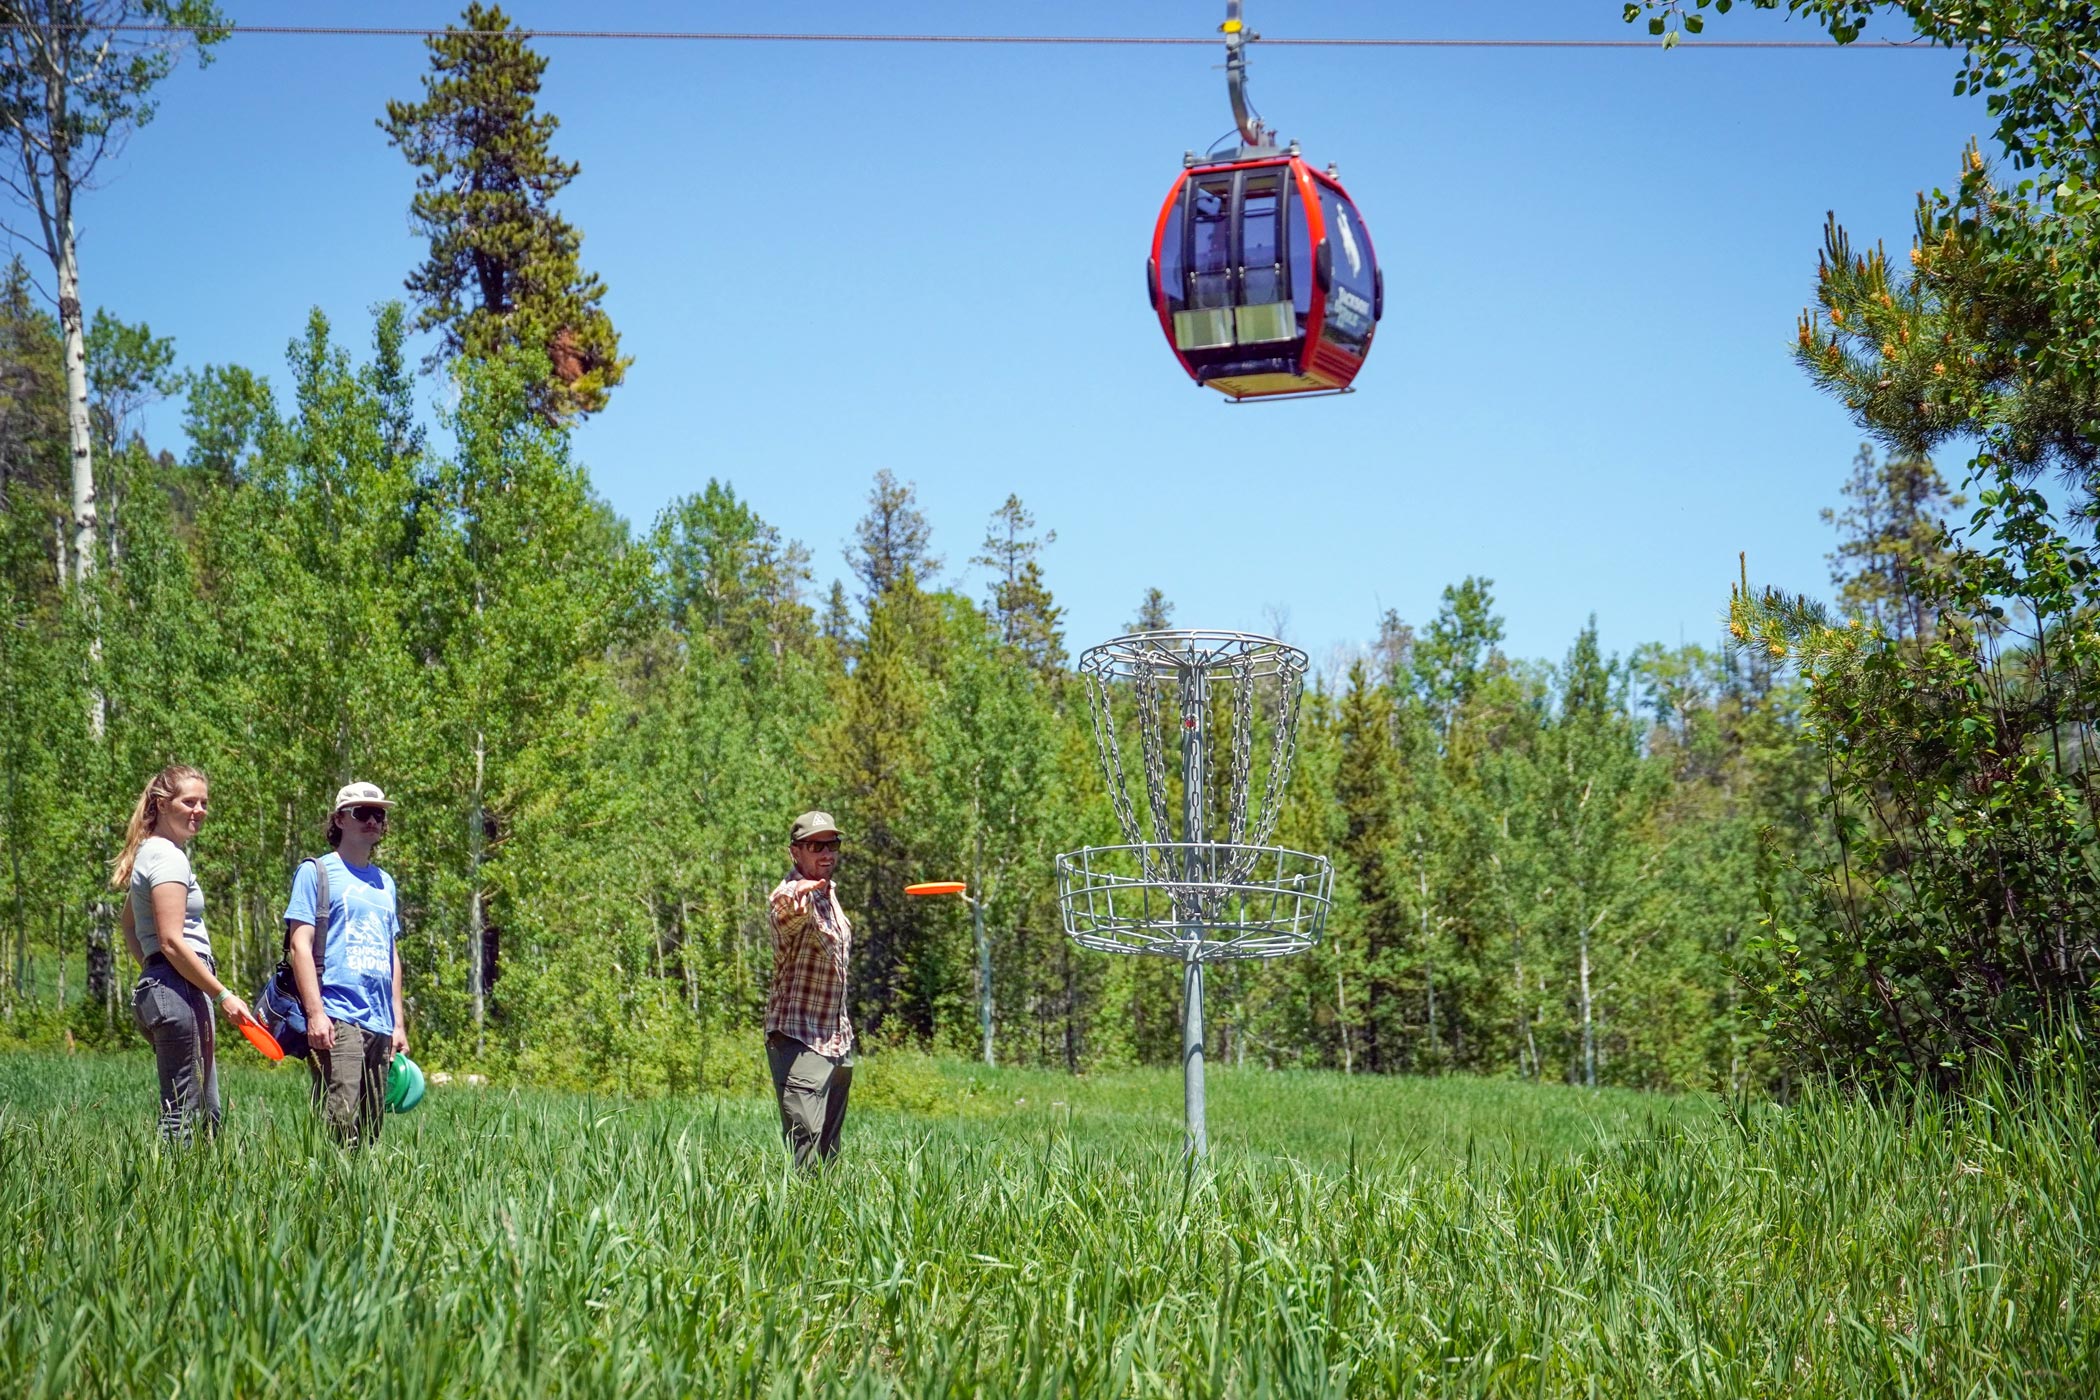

{"left": 254, "top": 857, "right": 330, "bottom": 1060}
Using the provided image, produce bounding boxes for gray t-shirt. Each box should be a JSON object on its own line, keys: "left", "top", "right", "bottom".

{"left": 130, "top": 835, "right": 209, "bottom": 960}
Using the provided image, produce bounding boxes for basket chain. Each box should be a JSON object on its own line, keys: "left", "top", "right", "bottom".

{"left": 1247, "top": 653, "right": 1303, "bottom": 853}
{"left": 1225, "top": 651, "right": 1255, "bottom": 851}
{"left": 1133, "top": 659, "right": 1175, "bottom": 848}
{"left": 1085, "top": 668, "right": 1164, "bottom": 883}
{"left": 1080, "top": 634, "right": 1313, "bottom": 909}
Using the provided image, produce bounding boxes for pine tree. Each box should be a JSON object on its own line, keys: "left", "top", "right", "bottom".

{"left": 0, "top": 258, "right": 67, "bottom": 515}
{"left": 820, "top": 579, "right": 854, "bottom": 651}
{"left": 972, "top": 494, "right": 1066, "bottom": 675}
{"left": 1821, "top": 443, "right": 1959, "bottom": 643}
{"left": 825, "top": 572, "right": 938, "bottom": 1039}
{"left": 1372, "top": 608, "right": 1414, "bottom": 684}
{"left": 1128, "top": 587, "right": 1174, "bottom": 633}
{"left": 1334, "top": 659, "right": 1405, "bottom": 1070}
{"left": 1414, "top": 577, "right": 1504, "bottom": 737}
{"left": 1795, "top": 163, "right": 2100, "bottom": 504}
{"left": 380, "top": 3, "right": 628, "bottom": 421}
{"left": 652, "top": 481, "right": 813, "bottom": 665}
{"left": 850, "top": 469, "right": 939, "bottom": 607}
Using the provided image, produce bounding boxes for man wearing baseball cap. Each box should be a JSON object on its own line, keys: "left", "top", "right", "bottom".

{"left": 765, "top": 810, "right": 854, "bottom": 1168}
{"left": 284, "top": 781, "right": 408, "bottom": 1146}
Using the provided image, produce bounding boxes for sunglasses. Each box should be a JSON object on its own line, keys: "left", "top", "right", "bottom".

{"left": 799, "top": 838, "right": 842, "bottom": 853}
{"left": 345, "top": 805, "right": 390, "bottom": 824}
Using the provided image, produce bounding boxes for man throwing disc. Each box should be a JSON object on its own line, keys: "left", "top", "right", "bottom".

{"left": 765, "top": 810, "right": 854, "bottom": 1168}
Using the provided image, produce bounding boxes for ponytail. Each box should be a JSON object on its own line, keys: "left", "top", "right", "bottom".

{"left": 109, "top": 764, "right": 208, "bottom": 889}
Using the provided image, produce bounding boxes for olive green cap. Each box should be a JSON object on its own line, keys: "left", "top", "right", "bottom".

{"left": 790, "top": 810, "right": 841, "bottom": 843}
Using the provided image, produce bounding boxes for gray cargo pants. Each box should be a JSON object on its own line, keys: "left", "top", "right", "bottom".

{"left": 765, "top": 1031, "right": 853, "bottom": 1169}
{"left": 132, "top": 955, "right": 221, "bottom": 1142}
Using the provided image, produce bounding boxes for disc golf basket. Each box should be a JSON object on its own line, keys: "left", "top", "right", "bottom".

{"left": 1056, "top": 629, "right": 1333, "bottom": 1155}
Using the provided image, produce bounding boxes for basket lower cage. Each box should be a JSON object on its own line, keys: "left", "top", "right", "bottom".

{"left": 1054, "top": 842, "right": 1333, "bottom": 961}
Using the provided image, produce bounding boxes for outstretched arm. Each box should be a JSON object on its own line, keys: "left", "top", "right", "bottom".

{"left": 770, "top": 877, "right": 831, "bottom": 940}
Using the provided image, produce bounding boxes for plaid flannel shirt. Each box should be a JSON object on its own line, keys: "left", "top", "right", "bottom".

{"left": 766, "top": 873, "right": 853, "bottom": 1057}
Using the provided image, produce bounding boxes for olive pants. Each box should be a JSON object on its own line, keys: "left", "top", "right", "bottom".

{"left": 308, "top": 1022, "right": 391, "bottom": 1147}
{"left": 765, "top": 1032, "right": 853, "bottom": 1169}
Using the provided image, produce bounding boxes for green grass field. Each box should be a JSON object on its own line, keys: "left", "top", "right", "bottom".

{"left": 3, "top": 1050, "right": 2095, "bottom": 1398}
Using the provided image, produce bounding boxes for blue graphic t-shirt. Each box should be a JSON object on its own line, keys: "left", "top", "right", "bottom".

{"left": 282, "top": 853, "right": 399, "bottom": 1036}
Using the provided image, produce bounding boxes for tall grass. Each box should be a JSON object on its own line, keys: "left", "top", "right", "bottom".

{"left": 2, "top": 1050, "right": 2094, "bottom": 1397}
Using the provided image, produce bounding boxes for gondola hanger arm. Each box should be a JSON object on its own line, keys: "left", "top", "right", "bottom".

{"left": 1222, "top": 1, "right": 1267, "bottom": 149}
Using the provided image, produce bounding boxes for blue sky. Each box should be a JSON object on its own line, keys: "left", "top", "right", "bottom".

{"left": 41, "top": 1, "right": 1988, "bottom": 675}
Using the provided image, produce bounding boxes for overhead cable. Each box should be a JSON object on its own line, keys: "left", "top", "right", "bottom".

{"left": 2, "top": 23, "right": 1941, "bottom": 49}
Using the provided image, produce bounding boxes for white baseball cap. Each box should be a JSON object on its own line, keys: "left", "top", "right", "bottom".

{"left": 333, "top": 781, "right": 396, "bottom": 811}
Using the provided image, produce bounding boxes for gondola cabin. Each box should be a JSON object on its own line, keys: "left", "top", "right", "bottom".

{"left": 1146, "top": 151, "right": 1381, "bottom": 401}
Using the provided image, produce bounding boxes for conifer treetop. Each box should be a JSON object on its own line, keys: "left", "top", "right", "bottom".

{"left": 380, "top": 2, "right": 628, "bottom": 422}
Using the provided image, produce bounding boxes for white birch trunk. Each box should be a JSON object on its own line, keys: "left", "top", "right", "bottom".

{"left": 1419, "top": 864, "right": 1438, "bottom": 1066}
{"left": 1336, "top": 964, "right": 1353, "bottom": 1075}
{"left": 7, "top": 755, "right": 24, "bottom": 999}
{"left": 469, "top": 730, "right": 486, "bottom": 1052}
{"left": 35, "top": 35, "right": 105, "bottom": 737}
{"left": 681, "top": 896, "right": 698, "bottom": 1013}
{"left": 49, "top": 103, "right": 93, "bottom": 591}
{"left": 1579, "top": 923, "right": 1596, "bottom": 1089}
{"left": 1515, "top": 950, "right": 1537, "bottom": 1080}
{"left": 971, "top": 825, "right": 993, "bottom": 1068}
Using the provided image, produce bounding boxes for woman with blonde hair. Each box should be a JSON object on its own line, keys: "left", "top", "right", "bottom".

{"left": 112, "top": 763, "right": 252, "bottom": 1140}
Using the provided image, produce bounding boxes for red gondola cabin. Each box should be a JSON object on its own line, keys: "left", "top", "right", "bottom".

{"left": 1146, "top": 152, "right": 1381, "bottom": 401}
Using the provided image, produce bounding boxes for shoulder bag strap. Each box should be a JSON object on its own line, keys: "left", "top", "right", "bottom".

{"left": 279, "top": 856, "right": 331, "bottom": 964}
{"left": 310, "top": 856, "right": 330, "bottom": 984}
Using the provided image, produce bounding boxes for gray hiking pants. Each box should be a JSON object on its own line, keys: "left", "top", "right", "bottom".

{"left": 766, "top": 1032, "right": 853, "bottom": 1169}
{"left": 132, "top": 954, "right": 220, "bottom": 1142}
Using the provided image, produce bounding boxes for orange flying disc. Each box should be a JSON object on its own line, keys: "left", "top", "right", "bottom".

{"left": 234, "top": 1011, "right": 284, "bottom": 1062}
{"left": 904, "top": 881, "right": 967, "bottom": 897}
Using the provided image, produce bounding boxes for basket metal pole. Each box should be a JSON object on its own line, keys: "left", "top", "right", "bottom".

{"left": 1184, "top": 956, "right": 1206, "bottom": 1157}
{"left": 1180, "top": 643, "right": 1209, "bottom": 1158}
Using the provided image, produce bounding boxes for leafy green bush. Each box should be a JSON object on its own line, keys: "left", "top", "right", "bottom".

{"left": 1728, "top": 106, "right": 2100, "bottom": 1086}
{"left": 846, "top": 1044, "right": 980, "bottom": 1116}
{"left": 1737, "top": 464, "right": 2100, "bottom": 1085}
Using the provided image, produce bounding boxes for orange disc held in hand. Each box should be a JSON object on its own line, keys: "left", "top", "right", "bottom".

{"left": 904, "top": 881, "right": 967, "bottom": 897}
{"left": 235, "top": 1012, "right": 285, "bottom": 1062}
